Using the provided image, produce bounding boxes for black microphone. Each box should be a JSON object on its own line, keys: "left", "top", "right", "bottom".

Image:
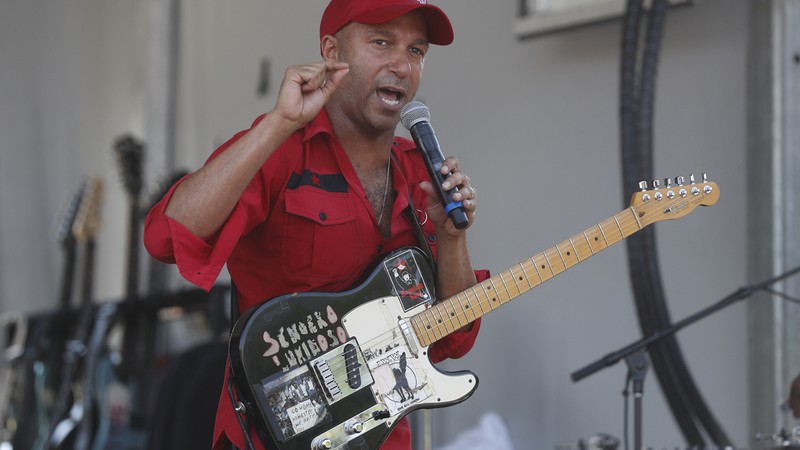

{"left": 400, "top": 101, "right": 469, "bottom": 230}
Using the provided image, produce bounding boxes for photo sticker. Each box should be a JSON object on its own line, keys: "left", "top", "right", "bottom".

{"left": 368, "top": 346, "right": 432, "bottom": 415}
{"left": 259, "top": 365, "right": 329, "bottom": 442}
{"left": 384, "top": 250, "right": 432, "bottom": 311}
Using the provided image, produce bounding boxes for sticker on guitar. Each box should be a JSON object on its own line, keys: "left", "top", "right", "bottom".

{"left": 259, "top": 366, "right": 329, "bottom": 441}
{"left": 383, "top": 250, "right": 433, "bottom": 311}
{"left": 262, "top": 305, "right": 347, "bottom": 371}
{"left": 369, "top": 347, "right": 431, "bottom": 415}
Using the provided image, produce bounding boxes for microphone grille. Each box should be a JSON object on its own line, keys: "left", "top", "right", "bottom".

{"left": 400, "top": 101, "right": 431, "bottom": 130}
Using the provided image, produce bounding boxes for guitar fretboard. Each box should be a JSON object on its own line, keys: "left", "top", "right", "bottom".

{"left": 410, "top": 207, "right": 644, "bottom": 347}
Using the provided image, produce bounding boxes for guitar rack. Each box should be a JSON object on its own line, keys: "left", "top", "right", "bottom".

{"left": 0, "top": 283, "right": 231, "bottom": 450}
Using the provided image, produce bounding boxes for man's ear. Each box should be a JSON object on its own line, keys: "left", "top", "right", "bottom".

{"left": 320, "top": 35, "right": 339, "bottom": 61}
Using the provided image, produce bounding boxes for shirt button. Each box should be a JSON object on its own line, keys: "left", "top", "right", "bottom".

{"left": 319, "top": 211, "right": 327, "bottom": 221}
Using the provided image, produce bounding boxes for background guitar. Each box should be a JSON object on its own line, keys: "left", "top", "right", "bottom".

{"left": 1, "top": 181, "right": 88, "bottom": 450}
{"left": 47, "top": 177, "right": 104, "bottom": 450}
{"left": 92, "top": 135, "right": 148, "bottom": 450}
{"left": 92, "top": 168, "right": 194, "bottom": 450}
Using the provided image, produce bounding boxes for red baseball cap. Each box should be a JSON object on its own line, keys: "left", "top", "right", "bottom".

{"left": 320, "top": 0, "right": 454, "bottom": 46}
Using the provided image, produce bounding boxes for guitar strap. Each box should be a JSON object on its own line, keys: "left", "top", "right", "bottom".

{"left": 394, "top": 153, "right": 437, "bottom": 275}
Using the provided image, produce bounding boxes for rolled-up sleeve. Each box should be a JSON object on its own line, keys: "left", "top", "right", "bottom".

{"left": 143, "top": 117, "right": 282, "bottom": 291}
{"left": 143, "top": 175, "right": 249, "bottom": 291}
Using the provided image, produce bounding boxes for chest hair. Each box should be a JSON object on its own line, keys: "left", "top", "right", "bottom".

{"left": 353, "top": 162, "right": 394, "bottom": 239}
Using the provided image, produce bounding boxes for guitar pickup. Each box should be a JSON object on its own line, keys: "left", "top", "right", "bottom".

{"left": 312, "top": 359, "right": 342, "bottom": 402}
{"left": 397, "top": 319, "right": 419, "bottom": 358}
{"left": 310, "top": 338, "right": 373, "bottom": 405}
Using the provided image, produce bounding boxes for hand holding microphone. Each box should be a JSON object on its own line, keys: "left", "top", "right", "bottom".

{"left": 400, "top": 101, "right": 472, "bottom": 230}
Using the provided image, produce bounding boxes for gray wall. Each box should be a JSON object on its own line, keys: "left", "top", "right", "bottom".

{"left": 0, "top": 0, "right": 752, "bottom": 448}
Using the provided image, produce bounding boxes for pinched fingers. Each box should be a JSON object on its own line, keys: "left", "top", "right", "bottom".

{"left": 274, "top": 61, "right": 349, "bottom": 127}
{"left": 290, "top": 61, "right": 349, "bottom": 93}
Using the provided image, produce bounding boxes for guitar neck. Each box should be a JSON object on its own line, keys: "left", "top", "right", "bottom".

{"left": 58, "top": 243, "right": 78, "bottom": 310}
{"left": 125, "top": 201, "right": 140, "bottom": 299}
{"left": 119, "top": 199, "right": 142, "bottom": 378}
{"left": 411, "top": 207, "right": 643, "bottom": 347}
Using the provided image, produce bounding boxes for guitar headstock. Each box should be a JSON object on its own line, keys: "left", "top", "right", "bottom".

{"left": 113, "top": 134, "right": 145, "bottom": 200}
{"left": 72, "top": 178, "right": 105, "bottom": 243}
{"left": 54, "top": 180, "right": 87, "bottom": 248}
{"left": 630, "top": 173, "right": 720, "bottom": 227}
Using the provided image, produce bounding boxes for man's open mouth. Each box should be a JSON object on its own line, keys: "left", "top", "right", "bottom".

{"left": 378, "top": 87, "right": 404, "bottom": 106}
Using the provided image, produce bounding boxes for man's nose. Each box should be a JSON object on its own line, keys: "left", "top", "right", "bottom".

{"left": 387, "top": 49, "right": 414, "bottom": 78}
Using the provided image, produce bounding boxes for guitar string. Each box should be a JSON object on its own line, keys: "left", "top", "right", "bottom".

{"left": 310, "top": 190, "right": 699, "bottom": 378}
{"left": 329, "top": 188, "right": 712, "bottom": 377}
{"left": 322, "top": 212, "right": 650, "bottom": 362}
{"left": 322, "top": 189, "right": 675, "bottom": 366}
{"left": 315, "top": 213, "right": 650, "bottom": 378}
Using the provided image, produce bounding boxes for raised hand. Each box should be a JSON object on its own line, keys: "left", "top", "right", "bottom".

{"left": 272, "top": 60, "right": 350, "bottom": 131}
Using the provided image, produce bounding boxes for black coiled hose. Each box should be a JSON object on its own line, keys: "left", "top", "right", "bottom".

{"left": 619, "top": 0, "right": 731, "bottom": 446}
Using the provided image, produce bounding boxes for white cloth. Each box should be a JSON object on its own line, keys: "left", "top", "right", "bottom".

{"left": 433, "top": 411, "right": 513, "bottom": 450}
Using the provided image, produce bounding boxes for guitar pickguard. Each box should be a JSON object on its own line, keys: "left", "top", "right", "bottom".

{"left": 342, "top": 296, "right": 478, "bottom": 426}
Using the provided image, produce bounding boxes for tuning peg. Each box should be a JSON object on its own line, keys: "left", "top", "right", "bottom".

{"left": 676, "top": 176, "right": 685, "bottom": 186}
{"left": 652, "top": 179, "right": 661, "bottom": 189}
{"left": 690, "top": 174, "right": 701, "bottom": 195}
{"left": 664, "top": 178, "right": 676, "bottom": 199}
{"left": 701, "top": 173, "right": 714, "bottom": 194}
{"left": 638, "top": 181, "right": 652, "bottom": 202}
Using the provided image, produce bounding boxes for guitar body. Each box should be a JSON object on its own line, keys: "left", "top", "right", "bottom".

{"left": 230, "top": 247, "right": 478, "bottom": 450}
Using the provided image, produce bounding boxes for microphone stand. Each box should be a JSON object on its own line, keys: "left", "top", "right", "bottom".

{"left": 570, "top": 264, "right": 800, "bottom": 448}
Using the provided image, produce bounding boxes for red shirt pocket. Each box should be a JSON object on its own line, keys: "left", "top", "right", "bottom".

{"left": 283, "top": 188, "right": 359, "bottom": 283}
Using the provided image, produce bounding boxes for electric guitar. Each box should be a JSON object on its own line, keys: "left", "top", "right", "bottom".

{"left": 28, "top": 181, "right": 90, "bottom": 450}
{"left": 92, "top": 169, "right": 188, "bottom": 450}
{"left": 92, "top": 135, "right": 148, "bottom": 450}
{"left": 48, "top": 177, "right": 104, "bottom": 450}
{"left": 0, "top": 182, "right": 92, "bottom": 450}
{"left": 230, "top": 175, "right": 720, "bottom": 450}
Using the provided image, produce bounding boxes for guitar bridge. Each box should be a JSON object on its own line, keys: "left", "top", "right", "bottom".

{"left": 310, "top": 338, "right": 373, "bottom": 405}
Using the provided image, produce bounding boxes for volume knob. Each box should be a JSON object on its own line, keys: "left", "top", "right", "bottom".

{"left": 311, "top": 437, "right": 333, "bottom": 450}
{"left": 345, "top": 420, "right": 364, "bottom": 434}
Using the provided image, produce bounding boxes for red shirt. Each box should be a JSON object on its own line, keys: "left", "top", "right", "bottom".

{"left": 143, "top": 110, "right": 484, "bottom": 450}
